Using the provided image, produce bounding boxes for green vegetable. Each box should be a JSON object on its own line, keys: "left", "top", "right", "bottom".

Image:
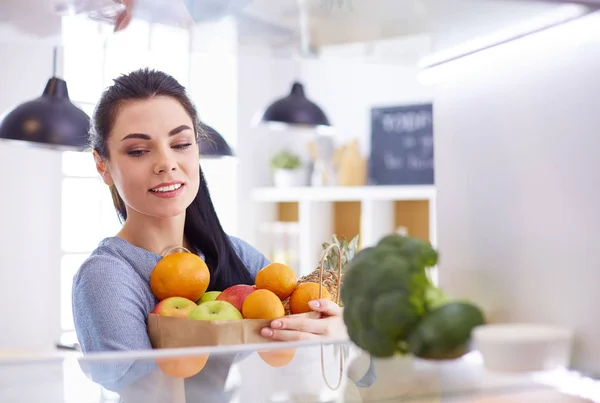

{"left": 340, "top": 233, "right": 485, "bottom": 359}
{"left": 406, "top": 301, "right": 486, "bottom": 360}
{"left": 376, "top": 233, "right": 439, "bottom": 269}
{"left": 270, "top": 150, "right": 302, "bottom": 171}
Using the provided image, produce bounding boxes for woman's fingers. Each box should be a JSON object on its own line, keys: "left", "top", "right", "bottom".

{"left": 261, "top": 328, "right": 319, "bottom": 341}
{"left": 114, "top": 0, "right": 134, "bottom": 32}
{"left": 259, "top": 301, "right": 345, "bottom": 341}
{"left": 270, "top": 313, "right": 329, "bottom": 334}
{"left": 114, "top": 10, "right": 131, "bottom": 32}
{"left": 308, "top": 299, "right": 343, "bottom": 317}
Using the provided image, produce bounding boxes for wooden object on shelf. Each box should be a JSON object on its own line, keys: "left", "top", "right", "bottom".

{"left": 277, "top": 202, "right": 299, "bottom": 222}
{"left": 333, "top": 139, "right": 367, "bottom": 186}
{"left": 395, "top": 200, "right": 430, "bottom": 241}
{"left": 333, "top": 201, "right": 361, "bottom": 245}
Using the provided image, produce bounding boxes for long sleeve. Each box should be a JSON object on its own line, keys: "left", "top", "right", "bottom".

{"left": 72, "top": 254, "right": 158, "bottom": 392}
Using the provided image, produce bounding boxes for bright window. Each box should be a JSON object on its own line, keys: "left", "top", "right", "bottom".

{"left": 59, "top": 150, "right": 121, "bottom": 332}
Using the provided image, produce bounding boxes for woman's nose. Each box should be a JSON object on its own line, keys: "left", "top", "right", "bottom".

{"left": 153, "top": 151, "right": 177, "bottom": 174}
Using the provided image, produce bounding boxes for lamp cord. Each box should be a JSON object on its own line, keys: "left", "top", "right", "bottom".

{"left": 52, "top": 46, "right": 57, "bottom": 77}
{"left": 294, "top": 0, "right": 311, "bottom": 81}
{"left": 297, "top": 0, "right": 310, "bottom": 57}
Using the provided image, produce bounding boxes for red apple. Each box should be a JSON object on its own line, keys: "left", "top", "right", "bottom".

{"left": 152, "top": 296, "right": 197, "bottom": 317}
{"left": 216, "top": 284, "right": 256, "bottom": 312}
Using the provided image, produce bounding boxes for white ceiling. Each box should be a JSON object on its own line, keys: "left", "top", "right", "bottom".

{"left": 0, "top": 0, "right": 62, "bottom": 38}
{"left": 234, "top": 0, "right": 592, "bottom": 64}
{"left": 240, "top": 0, "right": 432, "bottom": 47}
{"left": 0, "top": 0, "right": 594, "bottom": 64}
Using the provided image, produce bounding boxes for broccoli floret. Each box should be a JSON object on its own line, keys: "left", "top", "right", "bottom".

{"left": 341, "top": 234, "right": 449, "bottom": 358}
{"left": 377, "top": 234, "right": 445, "bottom": 312}
{"left": 376, "top": 234, "right": 438, "bottom": 269}
{"left": 341, "top": 242, "right": 432, "bottom": 357}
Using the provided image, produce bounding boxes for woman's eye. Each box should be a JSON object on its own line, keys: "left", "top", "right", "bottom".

{"left": 127, "top": 149, "right": 147, "bottom": 157}
{"left": 173, "top": 143, "right": 193, "bottom": 150}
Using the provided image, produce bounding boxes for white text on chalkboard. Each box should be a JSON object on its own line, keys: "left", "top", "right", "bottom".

{"left": 408, "top": 155, "right": 434, "bottom": 170}
{"left": 382, "top": 110, "right": 433, "bottom": 134}
{"left": 383, "top": 151, "right": 433, "bottom": 171}
{"left": 384, "top": 151, "right": 404, "bottom": 170}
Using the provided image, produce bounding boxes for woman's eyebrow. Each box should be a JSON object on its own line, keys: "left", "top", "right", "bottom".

{"left": 121, "top": 125, "right": 193, "bottom": 141}
{"left": 168, "top": 125, "right": 193, "bottom": 135}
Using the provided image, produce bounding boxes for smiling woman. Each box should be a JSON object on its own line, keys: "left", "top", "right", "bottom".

{"left": 72, "top": 68, "right": 350, "bottom": 393}
{"left": 72, "top": 68, "right": 269, "bottom": 390}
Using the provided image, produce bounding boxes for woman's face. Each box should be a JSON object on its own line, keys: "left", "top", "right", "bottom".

{"left": 96, "top": 95, "right": 200, "bottom": 220}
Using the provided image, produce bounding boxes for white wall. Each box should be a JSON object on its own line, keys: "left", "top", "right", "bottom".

{"left": 0, "top": 29, "right": 64, "bottom": 351}
{"left": 432, "top": 12, "right": 600, "bottom": 375}
{"left": 0, "top": 142, "right": 62, "bottom": 351}
{"left": 425, "top": 0, "right": 572, "bottom": 54}
{"left": 0, "top": 42, "right": 57, "bottom": 118}
{"left": 188, "top": 18, "right": 241, "bottom": 237}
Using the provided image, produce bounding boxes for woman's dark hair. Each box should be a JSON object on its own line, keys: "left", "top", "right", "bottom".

{"left": 89, "top": 67, "right": 254, "bottom": 290}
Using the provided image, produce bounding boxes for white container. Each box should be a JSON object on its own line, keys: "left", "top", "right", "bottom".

{"left": 473, "top": 323, "right": 574, "bottom": 373}
{"left": 273, "top": 168, "right": 308, "bottom": 187}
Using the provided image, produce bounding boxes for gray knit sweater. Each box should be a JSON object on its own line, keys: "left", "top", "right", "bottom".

{"left": 72, "top": 235, "right": 375, "bottom": 396}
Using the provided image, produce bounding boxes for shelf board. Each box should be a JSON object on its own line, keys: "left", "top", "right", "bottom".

{"left": 251, "top": 185, "right": 436, "bottom": 202}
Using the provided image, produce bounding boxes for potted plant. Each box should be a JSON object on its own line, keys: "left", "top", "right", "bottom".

{"left": 270, "top": 150, "right": 308, "bottom": 187}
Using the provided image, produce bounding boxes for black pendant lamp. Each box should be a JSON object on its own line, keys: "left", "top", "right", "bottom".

{"left": 198, "top": 122, "right": 233, "bottom": 158}
{"left": 260, "top": 0, "right": 331, "bottom": 129}
{"left": 0, "top": 48, "right": 90, "bottom": 151}
{"left": 261, "top": 81, "right": 331, "bottom": 128}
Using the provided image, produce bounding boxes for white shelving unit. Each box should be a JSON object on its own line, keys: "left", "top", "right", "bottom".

{"left": 251, "top": 185, "right": 437, "bottom": 276}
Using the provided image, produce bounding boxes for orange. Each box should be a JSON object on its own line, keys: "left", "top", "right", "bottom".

{"left": 156, "top": 353, "right": 209, "bottom": 378}
{"left": 255, "top": 262, "right": 297, "bottom": 300}
{"left": 289, "top": 282, "right": 331, "bottom": 314}
{"left": 242, "top": 289, "right": 285, "bottom": 320}
{"left": 150, "top": 252, "right": 210, "bottom": 301}
{"left": 258, "top": 348, "right": 296, "bottom": 367}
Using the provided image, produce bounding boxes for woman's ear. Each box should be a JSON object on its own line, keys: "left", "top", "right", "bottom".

{"left": 93, "top": 150, "right": 114, "bottom": 186}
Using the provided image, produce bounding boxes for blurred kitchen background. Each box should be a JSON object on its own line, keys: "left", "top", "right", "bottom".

{"left": 1, "top": 0, "right": 600, "bottom": 392}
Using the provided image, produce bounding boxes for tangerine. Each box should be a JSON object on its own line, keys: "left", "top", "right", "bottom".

{"left": 150, "top": 252, "right": 210, "bottom": 301}
{"left": 257, "top": 348, "right": 296, "bottom": 367}
{"left": 242, "top": 289, "right": 285, "bottom": 320}
{"left": 156, "top": 353, "right": 209, "bottom": 378}
{"left": 289, "top": 282, "right": 331, "bottom": 314}
{"left": 255, "top": 262, "right": 298, "bottom": 300}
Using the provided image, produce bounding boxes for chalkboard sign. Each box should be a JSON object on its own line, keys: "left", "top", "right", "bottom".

{"left": 369, "top": 103, "right": 434, "bottom": 185}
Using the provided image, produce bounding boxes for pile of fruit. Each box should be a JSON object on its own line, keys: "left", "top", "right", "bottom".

{"left": 340, "top": 233, "right": 486, "bottom": 360}
{"left": 149, "top": 254, "right": 335, "bottom": 323}
{"left": 149, "top": 236, "right": 361, "bottom": 324}
{"left": 147, "top": 245, "right": 347, "bottom": 377}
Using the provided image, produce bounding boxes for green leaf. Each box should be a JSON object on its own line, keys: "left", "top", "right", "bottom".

{"left": 270, "top": 150, "right": 302, "bottom": 170}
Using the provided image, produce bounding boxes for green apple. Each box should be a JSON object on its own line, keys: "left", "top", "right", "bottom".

{"left": 197, "top": 291, "right": 221, "bottom": 304}
{"left": 188, "top": 300, "right": 242, "bottom": 321}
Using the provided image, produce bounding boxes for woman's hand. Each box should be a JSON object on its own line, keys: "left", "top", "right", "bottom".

{"left": 260, "top": 299, "right": 348, "bottom": 341}
{"left": 114, "top": 0, "right": 134, "bottom": 32}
